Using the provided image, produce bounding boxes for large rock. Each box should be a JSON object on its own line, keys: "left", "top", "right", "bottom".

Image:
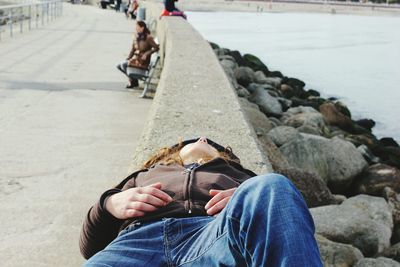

{"left": 372, "top": 146, "right": 400, "bottom": 169}
{"left": 219, "top": 57, "right": 238, "bottom": 72}
{"left": 311, "top": 195, "right": 393, "bottom": 256}
{"left": 358, "top": 145, "right": 381, "bottom": 165}
{"left": 355, "top": 119, "right": 376, "bottom": 132}
{"left": 279, "top": 84, "right": 295, "bottom": 98}
{"left": 335, "top": 101, "right": 352, "bottom": 118}
{"left": 248, "top": 85, "right": 283, "bottom": 117}
{"left": 290, "top": 96, "right": 327, "bottom": 111}
{"left": 280, "top": 134, "right": 368, "bottom": 190}
{"left": 319, "top": 102, "right": 354, "bottom": 132}
{"left": 281, "top": 106, "right": 326, "bottom": 134}
{"left": 282, "top": 77, "right": 306, "bottom": 91}
{"left": 242, "top": 53, "right": 269, "bottom": 74}
{"left": 317, "top": 235, "right": 363, "bottom": 267}
{"left": 383, "top": 187, "right": 400, "bottom": 244}
{"left": 380, "top": 138, "right": 400, "bottom": 148}
{"left": 267, "top": 126, "right": 300, "bottom": 147}
{"left": 226, "top": 50, "right": 246, "bottom": 66}
{"left": 236, "top": 85, "right": 250, "bottom": 98}
{"left": 352, "top": 164, "right": 400, "bottom": 196}
{"left": 239, "top": 98, "right": 274, "bottom": 133}
{"left": 213, "top": 47, "right": 230, "bottom": 56}
{"left": 256, "top": 134, "right": 291, "bottom": 171}
{"left": 253, "top": 71, "right": 281, "bottom": 88}
{"left": 379, "top": 242, "right": 400, "bottom": 263}
{"left": 345, "top": 133, "right": 380, "bottom": 149}
{"left": 276, "top": 97, "right": 292, "bottom": 112}
{"left": 275, "top": 167, "right": 337, "bottom": 208}
{"left": 354, "top": 257, "right": 400, "bottom": 267}
{"left": 234, "top": 66, "right": 255, "bottom": 87}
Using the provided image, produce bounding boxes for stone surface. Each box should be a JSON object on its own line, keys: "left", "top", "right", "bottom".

{"left": 354, "top": 257, "right": 400, "bottom": 267}
{"left": 239, "top": 98, "right": 274, "bottom": 133}
{"left": 317, "top": 235, "right": 364, "bottom": 267}
{"left": 281, "top": 106, "right": 326, "bottom": 133}
{"left": 319, "top": 102, "right": 353, "bottom": 131}
{"left": 275, "top": 167, "right": 337, "bottom": 208}
{"left": 242, "top": 53, "right": 269, "bottom": 74}
{"left": 280, "top": 134, "right": 368, "bottom": 190}
{"left": 253, "top": 71, "right": 281, "bottom": 88}
{"left": 383, "top": 187, "right": 400, "bottom": 244}
{"left": 352, "top": 164, "right": 400, "bottom": 196}
{"left": 234, "top": 66, "right": 255, "bottom": 87}
{"left": 379, "top": 242, "right": 400, "bottom": 263}
{"left": 248, "top": 86, "right": 283, "bottom": 117}
{"left": 267, "top": 126, "right": 300, "bottom": 147}
{"left": 311, "top": 195, "right": 393, "bottom": 256}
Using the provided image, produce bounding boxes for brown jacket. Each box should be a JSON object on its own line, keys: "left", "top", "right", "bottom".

{"left": 127, "top": 34, "right": 159, "bottom": 70}
{"left": 79, "top": 158, "right": 256, "bottom": 259}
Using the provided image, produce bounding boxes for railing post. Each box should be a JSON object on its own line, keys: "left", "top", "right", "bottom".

{"left": 29, "top": 5, "right": 31, "bottom": 30}
{"left": 36, "top": 4, "right": 39, "bottom": 28}
{"left": 9, "top": 8, "right": 13, "bottom": 37}
{"left": 41, "top": 3, "right": 44, "bottom": 26}
{"left": 47, "top": 2, "right": 49, "bottom": 23}
{"left": 19, "top": 6, "right": 23, "bottom": 33}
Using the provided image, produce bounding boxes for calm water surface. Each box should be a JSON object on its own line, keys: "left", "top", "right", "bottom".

{"left": 188, "top": 11, "right": 400, "bottom": 142}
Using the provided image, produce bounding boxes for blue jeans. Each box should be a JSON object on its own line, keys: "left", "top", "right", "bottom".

{"left": 84, "top": 174, "right": 322, "bottom": 267}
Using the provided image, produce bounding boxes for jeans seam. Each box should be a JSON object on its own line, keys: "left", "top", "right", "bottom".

{"left": 176, "top": 231, "right": 228, "bottom": 267}
{"left": 163, "top": 221, "right": 175, "bottom": 267}
{"left": 228, "top": 215, "right": 254, "bottom": 262}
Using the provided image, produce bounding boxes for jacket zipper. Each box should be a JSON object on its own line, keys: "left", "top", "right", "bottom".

{"left": 183, "top": 163, "right": 199, "bottom": 214}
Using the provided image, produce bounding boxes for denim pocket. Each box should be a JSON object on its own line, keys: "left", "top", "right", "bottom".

{"left": 118, "top": 222, "right": 142, "bottom": 237}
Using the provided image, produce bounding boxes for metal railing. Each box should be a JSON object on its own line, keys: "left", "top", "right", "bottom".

{"left": 0, "top": 0, "right": 63, "bottom": 41}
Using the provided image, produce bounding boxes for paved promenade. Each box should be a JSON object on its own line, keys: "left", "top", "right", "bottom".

{"left": 0, "top": 3, "right": 151, "bottom": 266}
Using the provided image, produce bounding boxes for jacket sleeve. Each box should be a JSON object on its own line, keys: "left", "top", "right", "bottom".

{"left": 148, "top": 36, "right": 159, "bottom": 54}
{"left": 79, "top": 189, "right": 124, "bottom": 259}
{"left": 127, "top": 41, "right": 136, "bottom": 60}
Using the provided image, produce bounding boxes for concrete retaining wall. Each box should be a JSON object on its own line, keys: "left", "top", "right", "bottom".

{"left": 130, "top": 1, "right": 272, "bottom": 174}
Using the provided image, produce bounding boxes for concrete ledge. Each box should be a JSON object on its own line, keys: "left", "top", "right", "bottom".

{"left": 131, "top": 1, "right": 272, "bottom": 174}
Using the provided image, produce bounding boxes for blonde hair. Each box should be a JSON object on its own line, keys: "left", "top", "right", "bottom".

{"left": 142, "top": 140, "right": 236, "bottom": 169}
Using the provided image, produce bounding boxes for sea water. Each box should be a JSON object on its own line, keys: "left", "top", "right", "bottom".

{"left": 188, "top": 11, "right": 400, "bottom": 142}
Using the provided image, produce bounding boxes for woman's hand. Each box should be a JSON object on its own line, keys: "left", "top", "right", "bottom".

{"left": 204, "top": 188, "right": 237, "bottom": 216}
{"left": 140, "top": 54, "right": 148, "bottom": 61}
{"left": 105, "top": 182, "right": 173, "bottom": 219}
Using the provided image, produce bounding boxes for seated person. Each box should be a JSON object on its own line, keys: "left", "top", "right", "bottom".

{"left": 124, "top": 0, "right": 138, "bottom": 19}
{"left": 80, "top": 137, "right": 323, "bottom": 266}
{"left": 117, "top": 20, "right": 159, "bottom": 88}
{"left": 160, "top": 0, "right": 187, "bottom": 19}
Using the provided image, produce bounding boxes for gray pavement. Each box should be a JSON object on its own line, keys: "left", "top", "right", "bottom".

{"left": 0, "top": 3, "right": 151, "bottom": 266}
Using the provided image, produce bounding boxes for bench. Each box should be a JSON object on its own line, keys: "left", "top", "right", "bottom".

{"left": 126, "top": 52, "right": 160, "bottom": 98}
{"left": 116, "top": 52, "right": 160, "bottom": 98}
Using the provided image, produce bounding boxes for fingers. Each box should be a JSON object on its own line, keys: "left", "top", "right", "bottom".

{"left": 124, "top": 209, "right": 145, "bottom": 218}
{"left": 206, "top": 197, "right": 230, "bottom": 216}
{"left": 107, "top": 183, "right": 173, "bottom": 220}
{"left": 138, "top": 185, "right": 173, "bottom": 203}
{"left": 127, "top": 201, "right": 160, "bottom": 212}
{"left": 149, "top": 182, "right": 162, "bottom": 189}
{"left": 136, "top": 192, "right": 169, "bottom": 207}
{"left": 205, "top": 188, "right": 236, "bottom": 210}
{"left": 209, "top": 189, "right": 222, "bottom": 197}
